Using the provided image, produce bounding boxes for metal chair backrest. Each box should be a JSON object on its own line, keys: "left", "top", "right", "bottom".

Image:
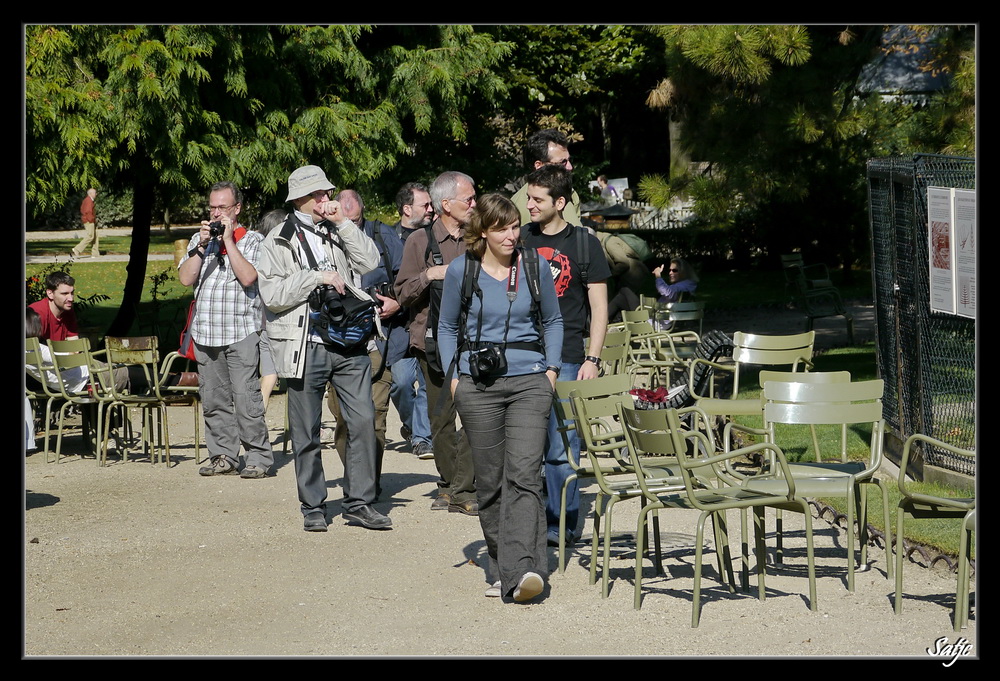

{"left": 105, "top": 336, "right": 163, "bottom": 399}
{"left": 728, "top": 331, "right": 815, "bottom": 396}
{"left": 554, "top": 373, "right": 631, "bottom": 469}
{"left": 47, "top": 339, "right": 100, "bottom": 399}
{"left": 763, "top": 379, "right": 885, "bottom": 472}
{"left": 599, "top": 330, "right": 630, "bottom": 376}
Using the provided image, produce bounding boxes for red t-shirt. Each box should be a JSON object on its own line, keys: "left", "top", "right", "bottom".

{"left": 28, "top": 299, "right": 79, "bottom": 342}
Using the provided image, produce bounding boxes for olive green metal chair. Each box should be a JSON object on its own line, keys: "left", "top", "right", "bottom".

{"left": 597, "top": 330, "right": 630, "bottom": 377}
{"left": 618, "top": 403, "right": 817, "bottom": 627}
{"left": 25, "top": 337, "right": 66, "bottom": 461}
{"left": 47, "top": 338, "right": 115, "bottom": 465}
{"left": 687, "top": 331, "right": 815, "bottom": 447}
{"left": 894, "top": 434, "right": 975, "bottom": 631}
{"left": 567, "top": 387, "right": 695, "bottom": 596}
{"left": 726, "top": 379, "right": 892, "bottom": 592}
{"left": 158, "top": 351, "right": 202, "bottom": 464}
{"left": 623, "top": 309, "right": 696, "bottom": 388}
{"left": 105, "top": 336, "right": 193, "bottom": 465}
{"left": 551, "top": 373, "right": 633, "bottom": 574}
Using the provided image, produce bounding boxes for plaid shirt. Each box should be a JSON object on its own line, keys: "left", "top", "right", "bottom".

{"left": 180, "top": 230, "right": 264, "bottom": 347}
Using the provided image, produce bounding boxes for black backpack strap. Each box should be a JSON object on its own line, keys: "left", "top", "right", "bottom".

{"left": 459, "top": 254, "right": 482, "bottom": 351}
{"left": 518, "top": 246, "right": 545, "bottom": 345}
{"left": 575, "top": 225, "right": 590, "bottom": 287}
{"left": 424, "top": 224, "right": 443, "bottom": 266}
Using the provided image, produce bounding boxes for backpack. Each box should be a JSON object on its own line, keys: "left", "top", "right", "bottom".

{"left": 422, "top": 225, "right": 447, "bottom": 373}
{"left": 458, "top": 246, "right": 545, "bottom": 347}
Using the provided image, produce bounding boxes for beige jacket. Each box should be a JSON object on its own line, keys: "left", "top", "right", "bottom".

{"left": 257, "top": 215, "right": 380, "bottom": 379}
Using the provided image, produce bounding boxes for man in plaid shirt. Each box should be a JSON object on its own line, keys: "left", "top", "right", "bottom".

{"left": 178, "top": 181, "right": 274, "bottom": 479}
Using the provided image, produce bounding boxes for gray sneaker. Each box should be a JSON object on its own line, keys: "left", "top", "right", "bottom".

{"left": 239, "top": 465, "right": 267, "bottom": 479}
{"left": 199, "top": 457, "right": 237, "bottom": 476}
{"left": 485, "top": 580, "right": 502, "bottom": 598}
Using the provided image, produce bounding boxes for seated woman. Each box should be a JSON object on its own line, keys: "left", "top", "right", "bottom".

{"left": 652, "top": 257, "right": 699, "bottom": 304}
{"left": 651, "top": 258, "right": 699, "bottom": 331}
{"left": 437, "top": 194, "right": 563, "bottom": 603}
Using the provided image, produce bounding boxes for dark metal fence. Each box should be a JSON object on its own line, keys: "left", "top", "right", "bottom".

{"left": 866, "top": 154, "right": 975, "bottom": 477}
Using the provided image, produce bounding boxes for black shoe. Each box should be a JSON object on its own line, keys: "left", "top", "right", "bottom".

{"left": 448, "top": 499, "right": 479, "bottom": 516}
{"left": 304, "top": 512, "right": 328, "bottom": 532}
{"left": 343, "top": 505, "right": 393, "bottom": 530}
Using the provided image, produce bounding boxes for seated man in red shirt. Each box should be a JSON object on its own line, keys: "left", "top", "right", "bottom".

{"left": 28, "top": 271, "right": 131, "bottom": 392}
{"left": 28, "top": 272, "right": 79, "bottom": 341}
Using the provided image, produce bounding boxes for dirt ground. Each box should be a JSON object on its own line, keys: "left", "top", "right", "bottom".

{"left": 23, "top": 303, "right": 979, "bottom": 660}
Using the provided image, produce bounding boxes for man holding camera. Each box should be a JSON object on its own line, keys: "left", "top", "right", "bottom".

{"left": 325, "top": 189, "right": 406, "bottom": 499}
{"left": 178, "top": 181, "right": 274, "bottom": 479}
{"left": 257, "top": 166, "right": 390, "bottom": 532}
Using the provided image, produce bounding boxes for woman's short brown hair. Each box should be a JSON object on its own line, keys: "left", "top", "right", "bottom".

{"left": 464, "top": 194, "right": 521, "bottom": 260}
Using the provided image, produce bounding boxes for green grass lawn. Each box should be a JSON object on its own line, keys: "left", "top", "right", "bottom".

{"left": 26, "top": 228, "right": 200, "bottom": 257}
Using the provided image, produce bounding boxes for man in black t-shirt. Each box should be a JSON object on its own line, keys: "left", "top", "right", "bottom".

{"left": 521, "top": 165, "right": 610, "bottom": 547}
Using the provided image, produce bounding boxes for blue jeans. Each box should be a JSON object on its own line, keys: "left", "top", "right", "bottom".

{"left": 544, "top": 361, "right": 582, "bottom": 539}
{"left": 389, "top": 356, "right": 431, "bottom": 445}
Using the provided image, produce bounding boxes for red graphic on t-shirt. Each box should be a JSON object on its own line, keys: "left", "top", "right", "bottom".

{"left": 535, "top": 247, "right": 573, "bottom": 297}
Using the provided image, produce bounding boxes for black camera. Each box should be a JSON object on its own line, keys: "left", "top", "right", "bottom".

{"left": 365, "top": 282, "right": 395, "bottom": 307}
{"left": 468, "top": 344, "right": 507, "bottom": 382}
{"left": 309, "top": 285, "right": 340, "bottom": 313}
{"left": 208, "top": 221, "right": 224, "bottom": 238}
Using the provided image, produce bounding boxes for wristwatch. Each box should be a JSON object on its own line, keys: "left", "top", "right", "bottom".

{"left": 584, "top": 355, "right": 602, "bottom": 371}
{"left": 546, "top": 365, "right": 561, "bottom": 377}
{"left": 187, "top": 246, "right": 204, "bottom": 258}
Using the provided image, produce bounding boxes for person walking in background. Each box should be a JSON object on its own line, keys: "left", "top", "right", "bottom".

{"left": 72, "top": 188, "right": 100, "bottom": 258}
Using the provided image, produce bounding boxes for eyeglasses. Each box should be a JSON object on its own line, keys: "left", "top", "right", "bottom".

{"left": 668, "top": 268, "right": 680, "bottom": 273}
{"left": 308, "top": 190, "right": 330, "bottom": 200}
{"left": 209, "top": 203, "right": 238, "bottom": 212}
{"left": 449, "top": 194, "right": 477, "bottom": 206}
{"left": 410, "top": 201, "right": 433, "bottom": 210}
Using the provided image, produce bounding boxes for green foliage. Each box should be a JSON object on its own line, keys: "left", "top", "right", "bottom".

{"left": 640, "top": 25, "right": 974, "bottom": 272}
{"left": 26, "top": 24, "right": 512, "bottom": 213}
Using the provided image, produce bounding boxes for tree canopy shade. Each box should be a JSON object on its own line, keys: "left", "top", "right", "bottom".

{"left": 639, "top": 25, "right": 974, "bottom": 272}
{"left": 25, "top": 24, "right": 511, "bottom": 336}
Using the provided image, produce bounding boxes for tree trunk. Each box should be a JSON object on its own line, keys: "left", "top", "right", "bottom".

{"left": 106, "top": 171, "right": 154, "bottom": 337}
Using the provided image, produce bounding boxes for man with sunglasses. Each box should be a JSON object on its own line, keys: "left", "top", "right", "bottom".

{"left": 511, "top": 129, "right": 582, "bottom": 227}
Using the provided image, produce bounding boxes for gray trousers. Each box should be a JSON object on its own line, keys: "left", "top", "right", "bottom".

{"left": 417, "top": 349, "right": 476, "bottom": 503}
{"left": 288, "top": 341, "right": 377, "bottom": 515}
{"left": 194, "top": 331, "right": 273, "bottom": 470}
{"left": 454, "top": 372, "right": 551, "bottom": 595}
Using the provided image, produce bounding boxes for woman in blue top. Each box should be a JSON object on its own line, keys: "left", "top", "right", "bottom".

{"left": 438, "top": 194, "right": 563, "bottom": 603}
